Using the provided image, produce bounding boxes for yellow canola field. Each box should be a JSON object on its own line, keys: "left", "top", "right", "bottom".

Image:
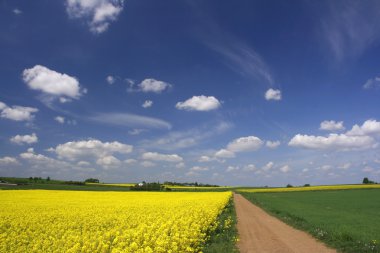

{"left": 0, "top": 190, "right": 231, "bottom": 253}
{"left": 238, "top": 184, "right": 380, "bottom": 193}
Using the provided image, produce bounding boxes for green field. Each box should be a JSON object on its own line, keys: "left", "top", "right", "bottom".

{"left": 241, "top": 189, "right": 380, "bottom": 253}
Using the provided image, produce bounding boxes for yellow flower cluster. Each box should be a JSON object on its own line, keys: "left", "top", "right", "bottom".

{"left": 0, "top": 190, "right": 231, "bottom": 253}
{"left": 237, "top": 184, "right": 380, "bottom": 193}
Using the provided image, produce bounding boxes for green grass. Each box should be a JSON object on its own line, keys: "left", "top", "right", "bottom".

{"left": 203, "top": 198, "right": 239, "bottom": 253}
{"left": 240, "top": 189, "right": 380, "bottom": 253}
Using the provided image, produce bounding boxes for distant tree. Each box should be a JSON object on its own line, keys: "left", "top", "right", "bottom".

{"left": 286, "top": 184, "right": 293, "bottom": 188}
{"left": 363, "top": 177, "right": 370, "bottom": 184}
{"left": 85, "top": 178, "right": 99, "bottom": 183}
{"left": 47, "top": 177, "right": 50, "bottom": 181}
{"left": 304, "top": 184, "right": 310, "bottom": 187}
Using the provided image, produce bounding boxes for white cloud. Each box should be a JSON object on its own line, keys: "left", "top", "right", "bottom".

{"left": 90, "top": 112, "right": 171, "bottom": 130}
{"left": 55, "top": 116, "right": 65, "bottom": 124}
{"left": 142, "top": 100, "right": 153, "bottom": 108}
{"left": 227, "top": 136, "right": 263, "bottom": 152}
{"left": 338, "top": 163, "right": 351, "bottom": 170}
{"left": 141, "top": 161, "right": 155, "bottom": 168}
{"left": 124, "top": 158, "right": 137, "bottom": 164}
{"left": 190, "top": 166, "right": 208, "bottom": 172}
{"left": 176, "top": 162, "right": 185, "bottom": 169}
{"left": 10, "top": 133, "right": 38, "bottom": 145}
{"left": 141, "top": 152, "right": 183, "bottom": 163}
{"left": 288, "top": 133, "right": 376, "bottom": 150}
{"left": 362, "top": 166, "right": 374, "bottom": 173}
{"left": 23, "top": 65, "right": 83, "bottom": 101}
{"left": 266, "top": 140, "right": 280, "bottom": 149}
{"left": 262, "top": 161, "right": 274, "bottom": 171}
{"left": 20, "top": 149, "right": 71, "bottom": 169}
{"left": 66, "top": 0, "right": 124, "bottom": 34}
{"left": 0, "top": 102, "right": 6, "bottom": 110}
{"left": 320, "top": 120, "right": 345, "bottom": 131}
{"left": 265, "top": 88, "right": 281, "bottom": 101}
{"left": 13, "top": 8, "right": 22, "bottom": 15}
{"left": 198, "top": 155, "right": 212, "bottom": 162}
{"left": 106, "top": 75, "right": 115, "bottom": 84}
{"left": 279, "top": 165, "right": 290, "bottom": 173}
{"left": 0, "top": 156, "right": 20, "bottom": 166}
{"left": 96, "top": 155, "right": 121, "bottom": 169}
{"left": 52, "top": 139, "right": 133, "bottom": 161}
{"left": 0, "top": 102, "right": 38, "bottom": 121}
{"left": 215, "top": 149, "right": 235, "bottom": 158}
{"left": 77, "top": 161, "right": 91, "bottom": 167}
{"left": 134, "top": 78, "right": 172, "bottom": 93}
{"left": 363, "top": 76, "right": 380, "bottom": 89}
{"left": 243, "top": 164, "right": 257, "bottom": 172}
{"left": 346, "top": 119, "right": 380, "bottom": 136}
{"left": 176, "top": 95, "right": 221, "bottom": 111}
{"left": 226, "top": 166, "right": 239, "bottom": 172}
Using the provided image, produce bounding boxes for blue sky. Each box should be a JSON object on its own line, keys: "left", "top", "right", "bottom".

{"left": 1, "top": 0, "right": 380, "bottom": 186}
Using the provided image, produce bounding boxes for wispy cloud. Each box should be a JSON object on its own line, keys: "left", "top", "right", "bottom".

{"left": 320, "top": 0, "right": 380, "bottom": 62}
{"left": 141, "top": 121, "right": 233, "bottom": 150}
{"left": 206, "top": 36, "right": 274, "bottom": 85}
{"left": 89, "top": 112, "right": 172, "bottom": 130}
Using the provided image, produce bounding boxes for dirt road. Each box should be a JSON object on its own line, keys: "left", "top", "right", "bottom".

{"left": 234, "top": 193, "right": 336, "bottom": 253}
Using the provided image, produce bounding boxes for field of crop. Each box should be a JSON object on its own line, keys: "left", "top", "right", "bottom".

{"left": 0, "top": 190, "right": 232, "bottom": 253}
{"left": 238, "top": 184, "right": 380, "bottom": 193}
{"left": 240, "top": 189, "right": 380, "bottom": 253}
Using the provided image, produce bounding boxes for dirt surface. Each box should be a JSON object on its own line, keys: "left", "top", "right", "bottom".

{"left": 234, "top": 193, "right": 336, "bottom": 253}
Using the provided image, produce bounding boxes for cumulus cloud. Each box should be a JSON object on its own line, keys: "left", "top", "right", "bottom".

{"left": 262, "top": 161, "right": 274, "bottom": 171}
{"left": 346, "top": 119, "right": 380, "bottom": 136}
{"left": 106, "top": 75, "right": 115, "bottom": 84}
{"left": 129, "top": 78, "right": 172, "bottom": 93}
{"left": 140, "top": 161, "right": 155, "bottom": 168}
{"left": 66, "top": 0, "right": 124, "bottom": 34}
{"left": 23, "top": 65, "right": 83, "bottom": 101}
{"left": 227, "top": 136, "right": 263, "bottom": 152}
{"left": 10, "top": 133, "right": 38, "bottom": 145}
{"left": 0, "top": 102, "right": 38, "bottom": 121}
{"left": 198, "top": 155, "right": 213, "bottom": 162}
{"left": 96, "top": 155, "right": 121, "bottom": 169}
{"left": 20, "top": 148, "right": 71, "bottom": 169}
{"left": 176, "top": 95, "right": 221, "bottom": 111}
{"left": 266, "top": 140, "right": 280, "bottom": 149}
{"left": 55, "top": 116, "right": 65, "bottom": 124}
{"left": 279, "top": 165, "right": 290, "bottom": 173}
{"left": 320, "top": 120, "right": 345, "bottom": 131}
{"left": 189, "top": 166, "right": 208, "bottom": 172}
{"left": 142, "top": 100, "right": 153, "bottom": 108}
{"left": 363, "top": 76, "right": 380, "bottom": 89}
{"left": 0, "top": 156, "right": 20, "bottom": 166}
{"left": 52, "top": 139, "right": 133, "bottom": 161}
{"left": 215, "top": 149, "right": 235, "bottom": 159}
{"left": 289, "top": 133, "right": 376, "bottom": 150}
{"left": 13, "top": 8, "right": 22, "bottom": 15}
{"left": 141, "top": 152, "right": 183, "bottom": 162}
{"left": 265, "top": 88, "right": 281, "bottom": 101}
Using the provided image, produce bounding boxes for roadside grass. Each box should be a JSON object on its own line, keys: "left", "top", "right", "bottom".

{"left": 240, "top": 189, "right": 380, "bottom": 253}
{"left": 203, "top": 197, "right": 239, "bottom": 253}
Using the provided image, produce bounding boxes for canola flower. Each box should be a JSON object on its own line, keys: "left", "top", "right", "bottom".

{"left": 0, "top": 190, "right": 231, "bottom": 253}
{"left": 237, "top": 184, "right": 380, "bottom": 193}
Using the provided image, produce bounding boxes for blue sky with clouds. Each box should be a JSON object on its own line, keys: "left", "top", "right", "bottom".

{"left": 1, "top": 0, "right": 380, "bottom": 186}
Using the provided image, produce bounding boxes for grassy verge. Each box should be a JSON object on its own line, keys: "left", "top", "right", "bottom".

{"left": 203, "top": 198, "right": 239, "bottom": 253}
{"left": 240, "top": 190, "right": 380, "bottom": 253}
